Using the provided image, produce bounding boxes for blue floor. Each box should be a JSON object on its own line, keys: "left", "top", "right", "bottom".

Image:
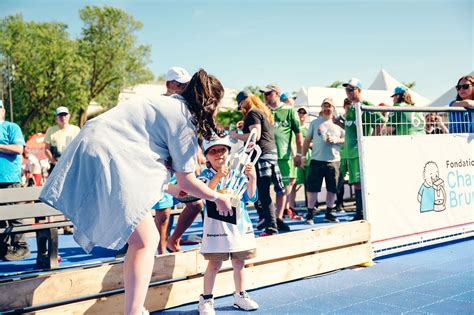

{"left": 157, "top": 238, "right": 474, "bottom": 314}
{"left": 0, "top": 207, "right": 352, "bottom": 276}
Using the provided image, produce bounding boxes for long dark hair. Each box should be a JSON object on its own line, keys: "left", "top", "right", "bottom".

{"left": 181, "top": 69, "right": 225, "bottom": 140}
{"left": 395, "top": 92, "right": 414, "bottom": 105}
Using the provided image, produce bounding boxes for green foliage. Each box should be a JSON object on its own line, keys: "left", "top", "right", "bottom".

{"left": 77, "top": 5, "right": 153, "bottom": 125}
{"left": 402, "top": 81, "right": 416, "bottom": 89}
{"left": 216, "top": 110, "right": 243, "bottom": 128}
{"left": 0, "top": 15, "right": 87, "bottom": 136}
{"left": 0, "top": 6, "right": 154, "bottom": 136}
{"left": 328, "top": 80, "right": 343, "bottom": 88}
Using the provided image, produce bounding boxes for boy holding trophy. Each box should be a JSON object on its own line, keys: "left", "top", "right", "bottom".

{"left": 198, "top": 135, "right": 260, "bottom": 314}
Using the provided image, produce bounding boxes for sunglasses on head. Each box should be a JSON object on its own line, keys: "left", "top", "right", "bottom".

{"left": 208, "top": 147, "right": 228, "bottom": 155}
{"left": 456, "top": 83, "right": 472, "bottom": 91}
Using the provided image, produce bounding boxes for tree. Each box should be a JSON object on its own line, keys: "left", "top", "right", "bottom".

{"left": 328, "top": 81, "right": 343, "bottom": 88}
{"left": 216, "top": 110, "right": 242, "bottom": 128}
{"left": 402, "top": 81, "right": 416, "bottom": 89}
{"left": 0, "top": 15, "right": 87, "bottom": 136}
{"left": 77, "top": 6, "right": 153, "bottom": 125}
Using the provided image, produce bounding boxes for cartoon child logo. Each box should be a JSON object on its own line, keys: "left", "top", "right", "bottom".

{"left": 417, "top": 161, "right": 446, "bottom": 213}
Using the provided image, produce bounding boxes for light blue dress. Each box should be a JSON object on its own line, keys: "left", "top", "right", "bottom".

{"left": 40, "top": 95, "right": 197, "bottom": 252}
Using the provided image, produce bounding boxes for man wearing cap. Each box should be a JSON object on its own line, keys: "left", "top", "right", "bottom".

{"left": 164, "top": 66, "right": 191, "bottom": 96}
{"left": 0, "top": 100, "right": 31, "bottom": 261}
{"left": 343, "top": 78, "right": 386, "bottom": 221}
{"left": 44, "top": 106, "right": 81, "bottom": 175}
{"left": 387, "top": 86, "right": 425, "bottom": 135}
{"left": 302, "top": 98, "right": 345, "bottom": 224}
{"left": 280, "top": 92, "right": 295, "bottom": 106}
{"left": 260, "top": 84, "right": 303, "bottom": 231}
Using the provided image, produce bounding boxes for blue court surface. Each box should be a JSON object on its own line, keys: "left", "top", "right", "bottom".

{"left": 1, "top": 207, "right": 473, "bottom": 314}
{"left": 156, "top": 238, "right": 474, "bottom": 314}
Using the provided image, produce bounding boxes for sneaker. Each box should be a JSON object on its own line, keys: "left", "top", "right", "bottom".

{"left": 4, "top": 245, "right": 31, "bottom": 261}
{"left": 198, "top": 295, "right": 215, "bottom": 315}
{"left": 256, "top": 218, "right": 265, "bottom": 230}
{"left": 336, "top": 208, "right": 346, "bottom": 214}
{"left": 233, "top": 291, "right": 259, "bottom": 311}
{"left": 304, "top": 212, "right": 314, "bottom": 225}
{"left": 351, "top": 213, "right": 364, "bottom": 221}
{"left": 276, "top": 218, "right": 290, "bottom": 232}
{"left": 324, "top": 212, "right": 340, "bottom": 223}
{"left": 260, "top": 227, "right": 278, "bottom": 237}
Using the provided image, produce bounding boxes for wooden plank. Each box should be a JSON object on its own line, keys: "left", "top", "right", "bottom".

{"left": 0, "top": 203, "right": 62, "bottom": 220}
{"left": 34, "top": 243, "right": 372, "bottom": 314}
{"left": 0, "top": 221, "right": 369, "bottom": 311}
{"left": 0, "top": 186, "right": 42, "bottom": 203}
{"left": 0, "top": 250, "right": 200, "bottom": 311}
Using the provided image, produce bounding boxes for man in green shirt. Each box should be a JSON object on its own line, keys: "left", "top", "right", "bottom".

{"left": 343, "top": 78, "right": 386, "bottom": 221}
{"left": 260, "top": 84, "right": 303, "bottom": 231}
{"left": 387, "top": 86, "right": 425, "bottom": 135}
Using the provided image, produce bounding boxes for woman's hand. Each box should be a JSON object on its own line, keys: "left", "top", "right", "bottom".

{"left": 215, "top": 192, "right": 233, "bottom": 216}
{"left": 229, "top": 130, "right": 238, "bottom": 139}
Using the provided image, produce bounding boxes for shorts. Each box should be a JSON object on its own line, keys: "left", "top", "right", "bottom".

{"left": 202, "top": 248, "right": 257, "bottom": 261}
{"left": 296, "top": 159, "right": 310, "bottom": 185}
{"left": 306, "top": 160, "right": 340, "bottom": 193}
{"left": 256, "top": 160, "right": 285, "bottom": 195}
{"left": 152, "top": 193, "right": 178, "bottom": 210}
{"left": 347, "top": 158, "right": 361, "bottom": 184}
{"left": 278, "top": 159, "right": 297, "bottom": 186}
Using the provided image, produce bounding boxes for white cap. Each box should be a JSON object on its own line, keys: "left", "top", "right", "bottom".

{"left": 55, "top": 106, "right": 69, "bottom": 116}
{"left": 202, "top": 135, "right": 232, "bottom": 155}
{"left": 165, "top": 67, "right": 191, "bottom": 84}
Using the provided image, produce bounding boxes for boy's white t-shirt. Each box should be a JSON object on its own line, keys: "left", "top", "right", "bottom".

{"left": 199, "top": 167, "right": 258, "bottom": 254}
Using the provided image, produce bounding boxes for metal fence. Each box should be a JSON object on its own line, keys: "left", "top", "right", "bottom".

{"left": 356, "top": 105, "right": 472, "bottom": 137}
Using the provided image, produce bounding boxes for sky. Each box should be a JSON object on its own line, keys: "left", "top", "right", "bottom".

{"left": 1, "top": 0, "right": 472, "bottom": 100}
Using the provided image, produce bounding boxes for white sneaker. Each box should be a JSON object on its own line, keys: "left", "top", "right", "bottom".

{"left": 141, "top": 307, "right": 149, "bottom": 315}
{"left": 198, "top": 295, "right": 216, "bottom": 315}
{"left": 233, "top": 291, "right": 259, "bottom": 311}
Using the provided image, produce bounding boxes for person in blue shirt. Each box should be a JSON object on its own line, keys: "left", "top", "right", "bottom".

{"left": 449, "top": 75, "right": 474, "bottom": 133}
{"left": 0, "top": 100, "right": 31, "bottom": 261}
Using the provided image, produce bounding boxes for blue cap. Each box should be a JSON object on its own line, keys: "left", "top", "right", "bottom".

{"left": 391, "top": 86, "right": 408, "bottom": 97}
{"left": 280, "top": 92, "right": 290, "bottom": 101}
{"left": 342, "top": 78, "right": 363, "bottom": 89}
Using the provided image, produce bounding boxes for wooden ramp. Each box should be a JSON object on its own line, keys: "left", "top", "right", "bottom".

{"left": 0, "top": 221, "right": 372, "bottom": 314}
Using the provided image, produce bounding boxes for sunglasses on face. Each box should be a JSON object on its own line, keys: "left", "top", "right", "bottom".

{"left": 345, "top": 87, "right": 356, "bottom": 92}
{"left": 456, "top": 84, "right": 472, "bottom": 91}
{"left": 297, "top": 111, "right": 307, "bottom": 115}
{"left": 264, "top": 91, "right": 274, "bottom": 96}
{"left": 208, "top": 147, "right": 228, "bottom": 155}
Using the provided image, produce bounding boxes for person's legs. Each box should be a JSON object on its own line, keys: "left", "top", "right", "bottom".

{"left": 335, "top": 159, "right": 347, "bottom": 211}
{"left": 231, "top": 258, "right": 245, "bottom": 293}
{"left": 203, "top": 259, "right": 223, "bottom": 295}
{"left": 255, "top": 161, "right": 278, "bottom": 233}
{"left": 167, "top": 201, "right": 202, "bottom": 252}
{"left": 324, "top": 162, "right": 340, "bottom": 223}
{"left": 347, "top": 158, "right": 364, "bottom": 220}
{"left": 154, "top": 208, "right": 171, "bottom": 255}
{"left": 124, "top": 213, "right": 159, "bottom": 315}
{"left": 283, "top": 178, "right": 296, "bottom": 212}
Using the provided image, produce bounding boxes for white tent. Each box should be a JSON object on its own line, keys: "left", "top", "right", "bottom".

{"left": 295, "top": 86, "right": 393, "bottom": 116}
{"left": 430, "top": 71, "right": 474, "bottom": 107}
{"left": 369, "top": 69, "right": 431, "bottom": 106}
{"left": 117, "top": 83, "right": 237, "bottom": 111}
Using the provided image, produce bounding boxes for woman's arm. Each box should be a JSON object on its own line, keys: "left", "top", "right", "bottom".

{"left": 173, "top": 171, "right": 232, "bottom": 215}
{"left": 229, "top": 124, "right": 261, "bottom": 142}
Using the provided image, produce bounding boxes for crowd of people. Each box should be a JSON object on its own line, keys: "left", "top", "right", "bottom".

{"left": 0, "top": 70, "right": 472, "bottom": 315}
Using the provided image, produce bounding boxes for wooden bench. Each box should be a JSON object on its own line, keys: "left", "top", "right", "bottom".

{"left": 0, "top": 186, "right": 72, "bottom": 268}
{"left": 0, "top": 187, "right": 187, "bottom": 269}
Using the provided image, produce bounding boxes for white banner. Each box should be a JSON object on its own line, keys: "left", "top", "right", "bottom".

{"left": 360, "top": 133, "right": 474, "bottom": 255}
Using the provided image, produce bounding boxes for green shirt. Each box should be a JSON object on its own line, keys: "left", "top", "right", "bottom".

{"left": 387, "top": 103, "right": 425, "bottom": 135}
{"left": 272, "top": 104, "right": 300, "bottom": 160}
{"left": 344, "top": 101, "right": 386, "bottom": 159}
